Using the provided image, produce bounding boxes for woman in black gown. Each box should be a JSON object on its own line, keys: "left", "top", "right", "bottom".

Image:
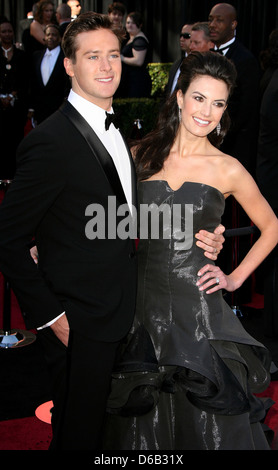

{"left": 104, "top": 52, "right": 278, "bottom": 450}
{"left": 118, "top": 11, "right": 152, "bottom": 98}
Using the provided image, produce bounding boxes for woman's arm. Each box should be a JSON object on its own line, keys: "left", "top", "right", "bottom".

{"left": 197, "top": 161, "right": 278, "bottom": 293}
{"left": 30, "top": 21, "right": 45, "bottom": 45}
{"left": 121, "top": 47, "right": 147, "bottom": 67}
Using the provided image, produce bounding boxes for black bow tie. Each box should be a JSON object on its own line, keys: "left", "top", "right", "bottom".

{"left": 105, "top": 112, "right": 119, "bottom": 131}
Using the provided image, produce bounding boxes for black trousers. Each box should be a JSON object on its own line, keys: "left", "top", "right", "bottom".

{"left": 37, "top": 327, "right": 120, "bottom": 450}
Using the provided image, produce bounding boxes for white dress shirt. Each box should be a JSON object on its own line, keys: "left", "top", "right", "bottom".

{"left": 214, "top": 37, "right": 236, "bottom": 55}
{"left": 38, "top": 89, "right": 133, "bottom": 329}
{"left": 40, "top": 45, "right": 61, "bottom": 85}
{"left": 68, "top": 89, "right": 132, "bottom": 210}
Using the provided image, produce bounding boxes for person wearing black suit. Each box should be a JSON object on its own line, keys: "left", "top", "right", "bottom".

{"left": 208, "top": 3, "right": 260, "bottom": 174}
{"left": 56, "top": 2, "right": 71, "bottom": 37}
{"left": 165, "top": 23, "right": 193, "bottom": 96}
{"left": 0, "top": 12, "right": 136, "bottom": 451}
{"left": 208, "top": 3, "right": 260, "bottom": 306}
{"left": 29, "top": 23, "right": 70, "bottom": 124}
{"left": 0, "top": 12, "right": 225, "bottom": 450}
{"left": 257, "top": 66, "right": 278, "bottom": 336}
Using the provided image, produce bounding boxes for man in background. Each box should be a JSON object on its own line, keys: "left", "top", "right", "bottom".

{"left": 28, "top": 23, "right": 70, "bottom": 124}
{"left": 166, "top": 23, "right": 193, "bottom": 95}
{"left": 208, "top": 3, "right": 260, "bottom": 174}
{"left": 67, "top": 0, "right": 81, "bottom": 19}
{"left": 107, "top": 2, "right": 126, "bottom": 27}
{"left": 189, "top": 22, "right": 214, "bottom": 52}
{"left": 56, "top": 3, "right": 71, "bottom": 37}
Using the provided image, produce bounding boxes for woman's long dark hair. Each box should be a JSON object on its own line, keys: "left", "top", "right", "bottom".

{"left": 135, "top": 51, "right": 237, "bottom": 181}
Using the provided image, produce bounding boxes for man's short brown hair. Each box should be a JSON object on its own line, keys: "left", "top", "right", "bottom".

{"left": 62, "top": 11, "right": 126, "bottom": 62}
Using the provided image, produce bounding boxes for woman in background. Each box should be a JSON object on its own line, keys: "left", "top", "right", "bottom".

{"left": 118, "top": 11, "right": 152, "bottom": 98}
{"left": 29, "top": 0, "right": 56, "bottom": 53}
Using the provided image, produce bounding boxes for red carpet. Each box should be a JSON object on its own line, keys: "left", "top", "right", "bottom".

{"left": 0, "top": 416, "right": 52, "bottom": 450}
{"left": 257, "top": 382, "right": 278, "bottom": 450}
{"left": 0, "top": 385, "right": 278, "bottom": 450}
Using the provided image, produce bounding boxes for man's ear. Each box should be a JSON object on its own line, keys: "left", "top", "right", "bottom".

{"left": 64, "top": 57, "right": 74, "bottom": 77}
{"left": 231, "top": 20, "right": 238, "bottom": 32}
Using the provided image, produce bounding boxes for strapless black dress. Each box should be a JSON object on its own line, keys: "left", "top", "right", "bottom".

{"left": 104, "top": 181, "right": 272, "bottom": 450}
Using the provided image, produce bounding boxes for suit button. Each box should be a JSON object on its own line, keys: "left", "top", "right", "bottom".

{"left": 129, "top": 252, "right": 136, "bottom": 259}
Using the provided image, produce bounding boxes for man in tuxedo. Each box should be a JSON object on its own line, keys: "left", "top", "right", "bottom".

{"left": 208, "top": 3, "right": 260, "bottom": 305}
{"left": 0, "top": 12, "right": 225, "bottom": 450}
{"left": 29, "top": 23, "right": 70, "bottom": 124}
{"left": 208, "top": 3, "right": 260, "bottom": 174}
{"left": 166, "top": 23, "right": 193, "bottom": 95}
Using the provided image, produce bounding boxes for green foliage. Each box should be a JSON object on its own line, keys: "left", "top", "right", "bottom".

{"left": 113, "top": 62, "right": 172, "bottom": 138}
{"left": 113, "top": 97, "right": 162, "bottom": 139}
{"left": 147, "top": 62, "right": 173, "bottom": 97}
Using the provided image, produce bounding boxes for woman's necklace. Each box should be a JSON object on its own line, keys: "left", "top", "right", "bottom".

{"left": 1, "top": 46, "right": 13, "bottom": 58}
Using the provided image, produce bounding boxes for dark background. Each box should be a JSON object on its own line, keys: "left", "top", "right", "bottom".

{"left": 1, "top": 0, "right": 278, "bottom": 63}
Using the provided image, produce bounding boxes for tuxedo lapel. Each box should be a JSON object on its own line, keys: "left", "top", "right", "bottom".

{"left": 60, "top": 101, "right": 128, "bottom": 206}
{"left": 36, "top": 50, "right": 45, "bottom": 87}
{"left": 225, "top": 41, "right": 237, "bottom": 60}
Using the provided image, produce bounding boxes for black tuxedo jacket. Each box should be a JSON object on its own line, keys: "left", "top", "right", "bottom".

{"left": 0, "top": 101, "right": 137, "bottom": 342}
{"left": 221, "top": 40, "right": 260, "bottom": 173}
{"left": 257, "top": 68, "right": 278, "bottom": 211}
{"left": 30, "top": 47, "right": 70, "bottom": 123}
{"left": 59, "top": 21, "right": 71, "bottom": 37}
{"left": 165, "top": 57, "right": 183, "bottom": 96}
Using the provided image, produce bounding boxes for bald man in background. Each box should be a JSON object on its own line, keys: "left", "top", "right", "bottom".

{"left": 56, "top": 3, "right": 71, "bottom": 37}
{"left": 208, "top": 3, "right": 260, "bottom": 174}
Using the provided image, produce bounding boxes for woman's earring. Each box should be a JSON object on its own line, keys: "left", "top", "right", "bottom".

{"left": 178, "top": 108, "right": 182, "bottom": 123}
{"left": 216, "top": 122, "right": 221, "bottom": 136}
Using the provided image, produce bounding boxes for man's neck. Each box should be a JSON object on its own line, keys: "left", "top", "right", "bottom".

{"left": 71, "top": 87, "right": 113, "bottom": 111}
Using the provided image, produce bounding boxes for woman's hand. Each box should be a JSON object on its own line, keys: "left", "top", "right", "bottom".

{"left": 196, "top": 264, "right": 240, "bottom": 294}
